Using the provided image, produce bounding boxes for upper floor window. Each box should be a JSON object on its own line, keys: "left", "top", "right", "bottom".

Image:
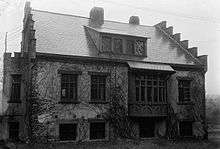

{"left": 135, "top": 40, "right": 145, "bottom": 55}
{"left": 135, "top": 74, "right": 166, "bottom": 103}
{"left": 91, "top": 75, "right": 106, "bottom": 102}
{"left": 102, "top": 36, "right": 112, "bottom": 52}
{"left": 61, "top": 74, "right": 77, "bottom": 102}
{"left": 10, "top": 74, "right": 21, "bottom": 103}
{"left": 178, "top": 80, "right": 191, "bottom": 102}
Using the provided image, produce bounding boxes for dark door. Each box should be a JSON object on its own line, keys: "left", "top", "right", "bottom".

{"left": 8, "top": 122, "right": 19, "bottom": 141}
{"left": 139, "top": 119, "right": 155, "bottom": 138}
{"left": 59, "top": 123, "right": 77, "bottom": 140}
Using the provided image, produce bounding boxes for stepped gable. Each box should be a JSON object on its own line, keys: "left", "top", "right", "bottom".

{"left": 154, "top": 21, "right": 204, "bottom": 65}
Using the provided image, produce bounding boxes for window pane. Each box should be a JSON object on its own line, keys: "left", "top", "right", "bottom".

{"left": 10, "top": 75, "right": 21, "bottom": 101}
{"left": 127, "top": 40, "right": 134, "bottom": 54}
{"left": 141, "top": 86, "right": 145, "bottom": 101}
{"left": 8, "top": 122, "right": 19, "bottom": 141}
{"left": 135, "top": 40, "right": 145, "bottom": 55}
{"left": 113, "top": 38, "right": 123, "bottom": 53}
{"left": 147, "top": 87, "right": 152, "bottom": 102}
{"left": 178, "top": 80, "right": 191, "bottom": 102}
{"left": 91, "top": 75, "right": 106, "bottom": 101}
{"left": 59, "top": 124, "right": 77, "bottom": 140}
{"left": 61, "top": 74, "right": 77, "bottom": 101}
{"left": 102, "top": 36, "right": 112, "bottom": 52}
{"left": 90, "top": 122, "right": 105, "bottom": 140}
{"left": 154, "top": 87, "right": 158, "bottom": 102}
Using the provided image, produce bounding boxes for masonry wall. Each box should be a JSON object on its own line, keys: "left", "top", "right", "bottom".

{"left": 167, "top": 69, "right": 206, "bottom": 137}
{"left": 1, "top": 53, "right": 29, "bottom": 140}
{"left": 30, "top": 59, "right": 128, "bottom": 141}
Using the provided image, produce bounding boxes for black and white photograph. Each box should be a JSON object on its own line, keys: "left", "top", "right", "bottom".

{"left": 0, "top": 0, "right": 219, "bottom": 148}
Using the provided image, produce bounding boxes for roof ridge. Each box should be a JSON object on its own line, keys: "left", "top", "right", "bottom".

{"left": 31, "top": 9, "right": 154, "bottom": 28}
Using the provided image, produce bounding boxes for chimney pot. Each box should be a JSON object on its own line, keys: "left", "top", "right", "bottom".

{"left": 129, "top": 16, "right": 140, "bottom": 25}
{"left": 89, "top": 7, "right": 104, "bottom": 27}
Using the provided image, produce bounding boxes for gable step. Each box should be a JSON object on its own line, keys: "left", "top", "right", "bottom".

{"left": 181, "top": 40, "right": 188, "bottom": 49}
{"left": 165, "top": 26, "right": 173, "bottom": 35}
{"left": 188, "top": 47, "right": 198, "bottom": 57}
{"left": 173, "top": 33, "right": 181, "bottom": 41}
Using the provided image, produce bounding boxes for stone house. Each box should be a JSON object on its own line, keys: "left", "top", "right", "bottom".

{"left": 0, "top": 2, "right": 208, "bottom": 142}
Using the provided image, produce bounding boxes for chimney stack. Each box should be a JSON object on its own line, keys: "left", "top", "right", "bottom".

{"left": 129, "top": 16, "right": 140, "bottom": 25}
{"left": 89, "top": 7, "right": 104, "bottom": 27}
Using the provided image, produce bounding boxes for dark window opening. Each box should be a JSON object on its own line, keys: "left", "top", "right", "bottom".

{"left": 179, "top": 121, "right": 193, "bottom": 137}
{"left": 178, "top": 80, "right": 191, "bottom": 102}
{"left": 91, "top": 75, "right": 106, "bottom": 101}
{"left": 8, "top": 122, "right": 19, "bottom": 141}
{"left": 61, "top": 74, "right": 77, "bottom": 102}
{"left": 90, "top": 122, "right": 106, "bottom": 140}
{"left": 10, "top": 75, "right": 21, "bottom": 102}
{"left": 135, "top": 74, "right": 166, "bottom": 103}
{"left": 59, "top": 123, "right": 77, "bottom": 141}
{"left": 113, "top": 38, "right": 123, "bottom": 53}
{"left": 102, "top": 36, "right": 112, "bottom": 52}
{"left": 139, "top": 120, "right": 155, "bottom": 138}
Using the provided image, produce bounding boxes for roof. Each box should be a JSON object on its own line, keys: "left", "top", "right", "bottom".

{"left": 127, "top": 61, "right": 175, "bottom": 72}
{"left": 32, "top": 9, "right": 200, "bottom": 66}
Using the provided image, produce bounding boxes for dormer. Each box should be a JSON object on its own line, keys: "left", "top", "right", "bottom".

{"left": 86, "top": 7, "right": 148, "bottom": 57}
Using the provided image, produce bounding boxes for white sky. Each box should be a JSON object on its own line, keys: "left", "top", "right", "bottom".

{"left": 0, "top": 0, "right": 220, "bottom": 95}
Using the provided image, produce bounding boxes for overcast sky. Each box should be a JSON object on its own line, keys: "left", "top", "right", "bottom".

{"left": 0, "top": 0, "right": 220, "bottom": 95}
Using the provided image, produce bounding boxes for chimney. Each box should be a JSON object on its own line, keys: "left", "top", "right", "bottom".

{"left": 89, "top": 7, "right": 104, "bottom": 27}
{"left": 129, "top": 16, "right": 140, "bottom": 25}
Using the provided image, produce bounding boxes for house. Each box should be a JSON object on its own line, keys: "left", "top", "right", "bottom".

{"left": 0, "top": 2, "right": 208, "bottom": 142}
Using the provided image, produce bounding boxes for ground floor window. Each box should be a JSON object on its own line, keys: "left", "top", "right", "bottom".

{"left": 139, "top": 120, "right": 155, "bottom": 138}
{"left": 179, "top": 121, "right": 193, "bottom": 137}
{"left": 8, "top": 122, "right": 19, "bottom": 141}
{"left": 90, "top": 122, "right": 106, "bottom": 140}
{"left": 59, "top": 123, "right": 77, "bottom": 141}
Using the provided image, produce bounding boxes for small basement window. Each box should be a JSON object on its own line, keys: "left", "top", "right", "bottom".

{"left": 8, "top": 122, "right": 19, "bottom": 141}
{"left": 179, "top": 121, "right": 193, "bottom": 137}
{"left": 90, "top": 122, "right": 106, "bottom": 140}
{"left": 59, "top": 123, "right": 77, "bottom": 141}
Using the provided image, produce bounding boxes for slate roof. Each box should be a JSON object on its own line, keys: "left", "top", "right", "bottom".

{"left": 32, "top": 9, "right": 201, "bottom": 66}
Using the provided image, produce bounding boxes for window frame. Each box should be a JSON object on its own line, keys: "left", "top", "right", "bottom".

{"left": 90, "top": 73, "right": 107, "bottom": 103}
{"left": 135, "top": 73, "right": 167, "bottom": 104}
{"left": 178, "top": 78, "right": 192, "bottom": 103}
{"left": 8, "top": 121, "right": 19, "bottom": 141}
{"left": 89, "top": 121, "right": 106, "bottom": 141}
{"left": 59, "top": 71, "right": 81, "bottom": 104}
{"left": 179, "top": 120, "right": 193, "bottom": 137}
{"left": 9, "top": 74, "right": 22, "bottom": 103}
{"left": 102, "top": 35, "right": 112, "bottom": 52}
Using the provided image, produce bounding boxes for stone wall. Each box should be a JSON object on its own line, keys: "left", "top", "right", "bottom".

{"left": 30, "top": 60, "right": 128, "bottom": 141}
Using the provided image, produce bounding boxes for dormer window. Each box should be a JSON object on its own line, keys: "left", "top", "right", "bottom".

{"left": 102, "top": 36, "right": 112, "bottom": 52}
{"left": 101, "top": 34, "right": 147, "bottom": 56}
{"left": 113, "top": 38, "right": 123, "bottom": 53}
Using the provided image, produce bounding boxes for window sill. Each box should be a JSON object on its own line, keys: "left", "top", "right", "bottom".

{"left": 7, "top": 100, "right": 22, "bottom": 103}
{"left": 177, "top": 101, "right": 194, "bottom": 105}
{"left": 89, "top": 101, "right": 109, "bottom": 104}
{"left": 58, "top": 101, "right": 80, "bottom": 104}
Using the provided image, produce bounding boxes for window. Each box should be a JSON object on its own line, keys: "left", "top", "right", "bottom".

{"left": 102, "top": 36, "right": 112, "bottom": 52}
{"left": 178, "top": 80, "right": 191, "bottom": 102}
{"left": 113, "top": 38, "right": 123, "bottom": 53}
{"left": 139, "top": 119, "right": 155, "bottom": 138}
{"left": 61, "top": 74, "right": 77, "bottom": 102}
{"left": 10, "top": 75, "right": 21, "bottom": 102}
{"left": 135, "top": 74, "right": 166, "bottom": 103}
{"left": 127, "top": 40, "right": 135, "bottom": 54}
{"left": 135, "top": 40, "right": 145, "bottom": 55}
{"left": 90, "top": 122, "right": 105, "bottom": 140}
{"left": 8, "top": 122, "right": 19, "bottom": 141}
{"left": 179, "top": 121, "right": 193, "bottom": 137}
{"left": 91, "top": 75, "right": 106, "bottom": 102}
{"left": 59, "top": 123, "right": 77, "bottom": 141}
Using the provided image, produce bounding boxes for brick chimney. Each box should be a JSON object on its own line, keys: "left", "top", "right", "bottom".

{"left": 89, "top": 7, "right": 104, "bottom": 27}
{"left": 129, "top": 16, "right": 140, "bottom": 25}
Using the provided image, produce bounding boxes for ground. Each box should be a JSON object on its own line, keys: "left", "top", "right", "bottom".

{"left": 0, "top": 138, "right": 219, "bottom": 149}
